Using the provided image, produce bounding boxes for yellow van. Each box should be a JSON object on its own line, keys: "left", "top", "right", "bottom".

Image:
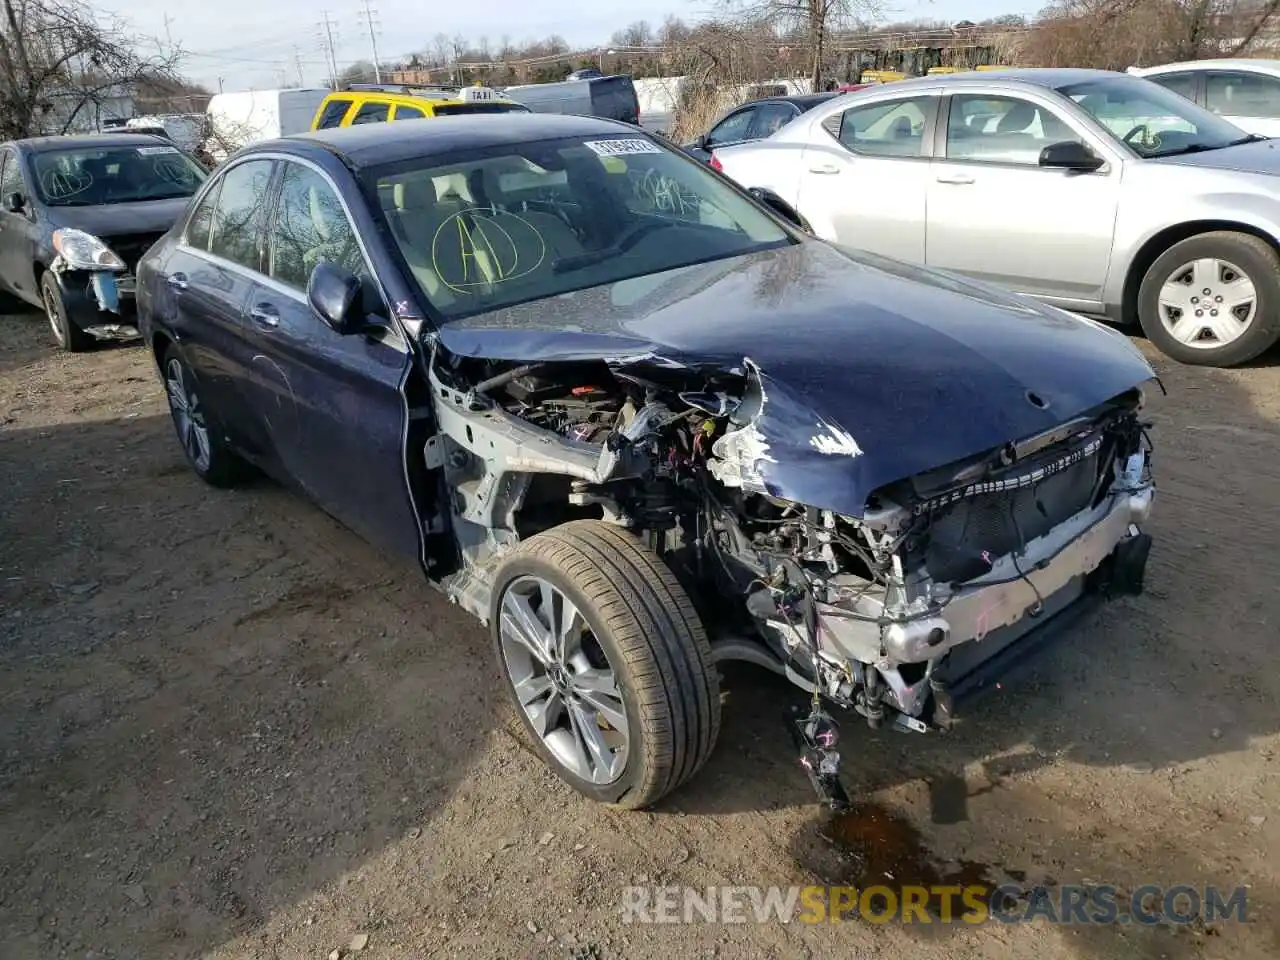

{"left": 311, "top": 83, "right": 530, "bottom": 130}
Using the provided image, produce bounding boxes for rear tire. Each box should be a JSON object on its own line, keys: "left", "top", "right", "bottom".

{"left": 1137, "top": 231, "right": 1280, "bottom": 366}
{"left": 490, "top": 520, "right": 721, "bottom": 809}
{"left": 161, "top": 343, "right": 252, "bottom": 488}
{"left": 41, "top": 271, "right": 93, "bottom": 353}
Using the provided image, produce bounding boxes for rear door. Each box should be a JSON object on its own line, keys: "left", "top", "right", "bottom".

{"left": 244, "top": 157, "right": 420, "bottom": 558}
{"left": 794, "top": 93, "right": 939, "bottom": 263}
{"left": 161, "top": 158, "right": 277, "bottom": 458}
{"left": 0, "top": 147, "right": 38, "bottom": 302}
{"left": 390, "top": 103, "right": 427, "bottom": 122}
{"left": 348, "top": 101, "right": 391, "bottom": 126}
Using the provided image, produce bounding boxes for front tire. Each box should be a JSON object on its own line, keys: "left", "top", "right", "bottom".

{"left": 41, "top": 271, "right": 92, "bottom": 353}
{"left": 490, "top": 520, "right": 721, "bottom": 809}
{"left": 1137, "top": 231, "right": 1280, "bottom": 366}
{"left": 161, "top": 343, "right": 250, "bottom": 488}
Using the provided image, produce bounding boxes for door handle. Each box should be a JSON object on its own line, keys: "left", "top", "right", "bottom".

{"left": 166, "top": 272, "right": 188, "bottom": 290}
{"left": 935, "top": 174, "right": 975, "bottom": 185}
{"left": 808, "top": 163, "right": 840, "bottom": 175}
{"left": 249, "top": 303, "right": 279, "bottom": 328}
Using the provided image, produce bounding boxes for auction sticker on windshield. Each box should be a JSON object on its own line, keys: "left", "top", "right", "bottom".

{"left": 137, "top": 146, "right": 180, "bottom": 156}
{"left": 585, "top": 139, "right": 662, "bottom": 157}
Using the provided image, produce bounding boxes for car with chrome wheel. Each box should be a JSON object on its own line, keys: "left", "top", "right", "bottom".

{"left": 137, "top": 115, "right": 1158, "bottom": 810}
{"left": 0, "top": 133, "right": 207, "bottom": 351}
{"left": 711, "top": 68, "right": 1280, "bottom": 367}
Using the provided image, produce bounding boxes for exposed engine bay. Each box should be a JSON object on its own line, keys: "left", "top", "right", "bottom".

{"left": 426, "top": 348, "right": 1155, "bottom": 792}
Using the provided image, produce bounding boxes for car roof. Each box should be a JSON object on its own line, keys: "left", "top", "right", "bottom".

{"left": 255, "top": 112, "right": 643, "bottom": 168}
{"left": 844, "top": 67, "right": 1121, "bottom": 94}
{"left": 11, "top": 132, "right": 172, "bottom": 152}
{"left": 1131, "top": 58, "right": 1280, "bottom": 74}
{"left": 774, "top": 93, "right": 838, "bottom": 108}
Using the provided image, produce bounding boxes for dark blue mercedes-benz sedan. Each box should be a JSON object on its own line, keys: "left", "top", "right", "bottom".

{"left": 138, "top": 114, "right": 1159, "bottom": 812}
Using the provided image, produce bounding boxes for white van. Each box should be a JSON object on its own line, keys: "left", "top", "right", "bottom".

{"left": 205, "top": 88, "right": 331, "bottom": 161}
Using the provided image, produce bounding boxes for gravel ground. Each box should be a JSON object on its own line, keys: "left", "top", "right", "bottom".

{"left": 1, "top": 308, "right": 1278, "bottom": 960}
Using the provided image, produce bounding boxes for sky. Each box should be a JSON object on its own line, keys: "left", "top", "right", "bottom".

{"left": 107, "top": 0, "right": 1047, "bottom": 93}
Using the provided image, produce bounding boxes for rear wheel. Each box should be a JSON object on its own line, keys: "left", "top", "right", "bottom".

{"left": 1137, "top": 231, "right": 1280, "bottom": 366}
{"left": 490, "top": 520, "right": 721, "bottom": 809}
{"left": 41, "top": 271, "right": 92, "bottom": 353}
{"left": 161, "top": 343, "right": 251, "bottom": 487}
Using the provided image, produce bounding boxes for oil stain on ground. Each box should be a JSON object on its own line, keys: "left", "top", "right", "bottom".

{"left": 792, "top": 800, "right": 1006, "bottom": 921}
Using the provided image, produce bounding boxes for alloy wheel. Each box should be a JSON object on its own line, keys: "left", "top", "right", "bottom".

{"left": 43, "top": 286, "right": 65, "bottom": 346}
{"left": 1157, "top": 257, "right": 1257, "bottom": 349}
{"left": 164, "top": 357, "right": 212, "bottom": 473}
{"left": 498, "top": 574, "right": 629, "bottom": 784}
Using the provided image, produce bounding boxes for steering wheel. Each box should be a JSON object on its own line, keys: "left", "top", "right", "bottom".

{"left": 1122, "top": 123, "right": 1154, "bottom": 148}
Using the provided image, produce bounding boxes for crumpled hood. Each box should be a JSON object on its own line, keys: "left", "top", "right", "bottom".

{"left": 435, "top": 241, "right": 1155, "bottom": 516}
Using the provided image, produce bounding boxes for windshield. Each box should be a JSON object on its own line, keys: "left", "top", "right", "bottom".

{"left": 31, "top": 144, "right": 206, "bottom": 206}
{"left": 1058, "top": 75, "right": 1253, "bottom": 158}
{"left": 371, "top": 133, "right": 793, "bottom": 320}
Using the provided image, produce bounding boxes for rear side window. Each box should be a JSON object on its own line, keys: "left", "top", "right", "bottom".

{"left": 432, "top": 102, "right": 529, "bottom": 116}
{"left": 316, "top": 98, "right": 352, "bottom": 129}
{"left": 350, "top": 102, "right": 390, "bottom": 125}
{"left": 1149, "top": 73, "right": 1197, "bottom": 101}
{"left": 826, "top": 96, "right": 933, "bottom": 158}
{"left": 393, "top": 104, "right": 427, "bottom": 120}
{"left": 209, "top": 159, "right": 274, "bottom": 271}
{"left": 184, "top": 182, "right": 221, "bottom": 250}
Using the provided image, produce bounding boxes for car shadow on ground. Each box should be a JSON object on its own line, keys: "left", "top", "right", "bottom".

{"left": 664, "top": 355, "right": 1280, "bottom": 957}
{"left": 0, "top": 412, "right": 502, "bottom": 958}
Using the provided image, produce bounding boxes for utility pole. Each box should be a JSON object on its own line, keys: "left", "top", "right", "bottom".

{"left": 293, "top": 44, "right": 306, "bottom": 86}
{"left": 317, "top": 11, "right": 340, "bottom": 88}
{"left": 357, "top": 0, "right": 382, "bottom": 83}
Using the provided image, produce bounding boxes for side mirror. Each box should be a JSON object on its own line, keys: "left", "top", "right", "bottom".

{"left": 307, "top": 261, "right": 364, "bottom": 335}
{"left": 4, "top": 192, "right": 24, "bottom": 214}
{"left": 1039, "top": 140, "right": 1104, "bottom": 172}
{"left": 748, "top": 187, "right": 810, "bottom": 232}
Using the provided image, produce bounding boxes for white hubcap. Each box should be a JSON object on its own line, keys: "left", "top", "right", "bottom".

{"left": 1157, "top": 257, "right": 1257, "bottom": 348}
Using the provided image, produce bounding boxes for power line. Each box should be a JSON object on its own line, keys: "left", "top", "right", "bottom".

{"left": 356, "top": 0, "right": 383, "bottom": 83}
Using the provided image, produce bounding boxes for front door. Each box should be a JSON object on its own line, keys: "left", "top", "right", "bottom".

{"left": 925, "top": 92, "right": 1121, "bottom": 306}
{"left": 243, "top": 158, "right": 421, "bottom": 560}
{"left": 794, "top": 94, "right": 938, "bottom": 264}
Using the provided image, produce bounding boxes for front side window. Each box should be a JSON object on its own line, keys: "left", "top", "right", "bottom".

{"left": 269, "top": 162, "right": 365, "bottom": 290}
{"left": 1060, "top": 75, "right": 1251, "bottom": 158}
{"left": 372, "top": 133, "right": 792, "bottom": 320}
{"left": 946, "top": 94, "right": 1081, "bottom": 164}
{"left": 749, "top": 102, "right": 799, "bottom": 139}
{"left": 316, "top": 98, "right": 353, "bottom": 129}
{"left": 208, "top": 159, "right": 274, "bottom": 270}
{"left": 431, "top": 101, "right": 530, "bottom": 116}
{"left": 1206, "top": 71, "right": 1280, "bottom": 119}
{"left": 831, "top": 96, "right": 933, "bottom": 158}
{"left": 29, "top": 144, "right": 206, "bottom": 207}
{"left": 350, "top": 102, "right": 390, "bottom": 125}
{"left": 393, "top": 104, "right": 427, "bottom": 121}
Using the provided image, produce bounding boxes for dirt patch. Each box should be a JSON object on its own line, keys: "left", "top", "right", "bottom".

{"left": 2, "top": 308, "right": 1279, "bottom": 960}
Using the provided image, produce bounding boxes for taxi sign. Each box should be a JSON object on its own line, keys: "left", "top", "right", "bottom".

{"left": 459, "top": 86, "right": 499, "bottom": 102}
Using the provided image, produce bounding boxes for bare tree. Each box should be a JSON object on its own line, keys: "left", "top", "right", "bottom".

{"left": 723, "top": 0, "right": 880, "bottom": 88}
{"left": 0, "top": 0, "right": 184, "bottom": 139}
{"left": 1023, "top": 0, "right": 1280, "bottom": 69}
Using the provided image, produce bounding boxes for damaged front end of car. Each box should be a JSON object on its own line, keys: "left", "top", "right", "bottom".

{"left": 422, "top": 333, "right": 1155, "bottom": 805}
{"left": 49, "top": 228, "right": 142, "bottom": 341}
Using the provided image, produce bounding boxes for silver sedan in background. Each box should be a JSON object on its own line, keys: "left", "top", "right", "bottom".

{"left": 713, "top": 68, "right": 1280, "bottom": 367}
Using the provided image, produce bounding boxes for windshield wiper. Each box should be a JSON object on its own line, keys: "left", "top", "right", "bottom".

{"left": 1155, "top": 133, "right": 1268, "bottom": 158}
